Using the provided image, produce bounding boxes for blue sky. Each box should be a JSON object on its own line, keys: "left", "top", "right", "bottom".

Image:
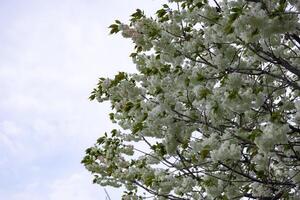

{"left": 0, "top": 0, "right": 162, "bottom": 199}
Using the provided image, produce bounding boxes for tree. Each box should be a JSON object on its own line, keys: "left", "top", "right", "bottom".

{"left": 82, "top": 0, "right": 300, "bottom": 199}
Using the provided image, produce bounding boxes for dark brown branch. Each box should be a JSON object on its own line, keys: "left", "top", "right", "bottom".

{"left": 133, "top": 181, "right": 188, "bottom": 200}
{"left": 219, "top": 162, "right": 296, "bottom": 187}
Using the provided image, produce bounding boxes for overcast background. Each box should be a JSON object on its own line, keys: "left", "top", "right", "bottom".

{"left": 0, "top": 0, "right": 162, "bottom": 199}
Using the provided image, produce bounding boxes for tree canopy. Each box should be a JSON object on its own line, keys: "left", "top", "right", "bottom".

{"left": 82, "top": 0, "right": 300, "bottom": 199}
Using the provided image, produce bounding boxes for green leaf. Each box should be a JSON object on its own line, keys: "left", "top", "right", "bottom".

{"left": 115, "top": 72, "right": 126, "bottom": 82}
{"left": 196, "top": 73, "right": 205, "bottom": 82}
{"left": 92, "top": 176, "right": 98, "bottom": 184}
{"left": 251, "top": 28, "right": 259, "bottom": 36}
{"left": 151, "top": 143, "right": 167, "bottom": 157}
{"left": 109, "top": 24, "right": 119, "bottom": 34}
{"left": 162, "top": 4, "right": 169, "bottom": 9}
{"left": 224, "top": 24, "right": 234, "bottom": 34}
{"left": 203, "top": 178, "right": 215, "bottom": 187}
{"left": 248, "top": 129, "right": 263, "bottom": 142}
{"left": 230, "top": 7, "right": 242, "bottom": 13}
{"left": 181, "top": 140, "right": 189, "bottom": 149}
{"left": 132, "top": 122, "right": 143, "bottom": 134}
{"left": 253, "top": 86, "right": 263, "bottom": 94}
{"left": 109, "top": 113, "right": 114, "bottom": 120}
{"left": 144, "top": 173, "right": 155, "bottom": 187}
{"left": 270, "top": 111, "right": 282, "bottom": 123}
{"left": 160, "top": 64, "right": 170, "bottom": 73}
{"left": 184, "top": 77, "right": 190, "bottom": 87}
{"left": 141, "top": 113, "right": 148, "bottom": 121}
{"left": 130, "top": 52, "right": 137, "bottom": 58}
{"left": 212, "top": 101, "right": 219, "bottom": 113}
{"left": 123, "top": 102, "right": 134, "bottom": 112}
{"left": 136, "top": 46, "right": 143, "bottom": 53}
{"left": 228, "top": 12, "right": 240, "bottom": 23}
{"left": 200, "top": 146, "right": 210, "bottom": 159}
{"left": 195, "top": 2, "right": 205, "bottom": 8}
{"left": 89, "top": 94, "right": 96, "bottom": 100}
{"left": 89, "top": 88, "right": 98, "bottom": 100}
{"left": 130, "top": 9, "right": 144, "bottom": 22}
{"left": 107, "top": 163, "right": 117, "bottom": 175}
{"left": 256, "top": 170, "right": 266, "bottom": 179}
{"left": 154, "top": 86, "right": 163, "bottom": 95}
{"left": 97, "top": 136, "right": 106, "bottom": 144}
{"left": 221, "top": 195, "right": 229, "bottom": 200}
{"left": 81, "top": 155, "right": 93, "bottom": 165}
{"left": 156, "top": 9, "right": 167, "bottom": 18}
{"left": 228, "top": 89, "right": 239, "bottom": 100}
{"left": 111, "top": 129, "right": 117, "bottom": 137}
{"left": 278, "top": 0, "right": 287, "bottom": 12}
{"left": 199, "top": 88, "right": 211, "bottom": 99}
{"left": 110, "top": 72, "right": 127, "bottom": 86}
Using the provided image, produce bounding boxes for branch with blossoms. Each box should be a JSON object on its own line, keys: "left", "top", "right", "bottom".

{"left": 83, "top": 0, "right": 300, "bottom": 199}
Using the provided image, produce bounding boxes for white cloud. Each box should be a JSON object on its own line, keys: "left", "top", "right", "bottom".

{"left": 0, "top": 120, "right": 26, "bottom": 158}
{"left": 49, "top": 171, "right": 121, "bottom": 200}
{"left": 1, "top": 171, "right": 122, "bottom": 200}
{"left": 8, "top": 182, "right": 45, "bottom": 200}
{"left": 0, "top": 0, "right": 163, "bottom": 199}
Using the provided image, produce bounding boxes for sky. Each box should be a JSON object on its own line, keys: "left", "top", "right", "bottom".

{"left": 0, "top": 0, "right": 163, "bottom": 199}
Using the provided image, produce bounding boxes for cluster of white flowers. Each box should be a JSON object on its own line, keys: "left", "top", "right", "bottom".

{"left": 120, "top": 24, "right": 141, "bottom": 40}
{"left": 211, "top": 140, "right": 241, "bottom": 162}
{"left": 251, "top": 182, "right": 273, "bottom": 197}
{"left": 83, "top": 0, "right": 300, "bottom": 199}
{"left": 255, "top": 123, "right": 289, "bottom": 153}
{"left": 295, "top": 100, "right": 300, "bottom": 124}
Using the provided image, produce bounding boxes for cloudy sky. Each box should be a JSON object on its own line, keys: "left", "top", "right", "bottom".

{"left": 0, "top": 0, "right": 162, "bottom": 199}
